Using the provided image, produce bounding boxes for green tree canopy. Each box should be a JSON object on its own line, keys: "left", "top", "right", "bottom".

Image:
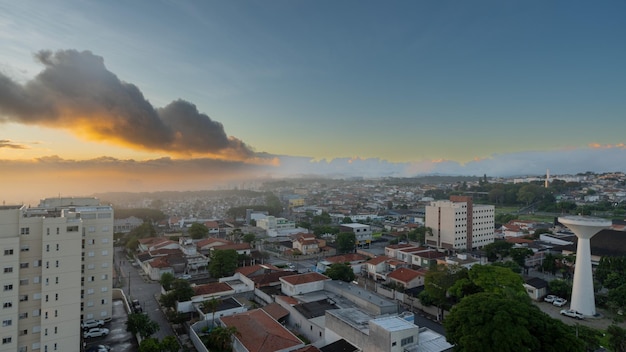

{"left": 449, "top": 264, "right": 526, "bottom": 301}
{"left": 336, "top": 232, "right": 356, "bottom": 253}
{"left": 483, "top": 240, "right": 513, "bottom": 262}
{"left": 126, "top": 312, "right": 160, "bottom": 339}
{"left": 242, "top": 233, "right": 256, "bottom": 244}
{"left": 607, "top": 324, "right": 626, "bottom": 352}
{"left": 325, "top": 263, "right": 356, "bottom": 282}
{"left": 160, "top": 272, "right": 175, "bottom": 291}
{"left": 188, "top": 222, "right": 209, "bottom": 239}
{"left": 548, "top": 279, "right": 572, "bottom": 299}
{"left": 209, "top": 249, "right": 238, "bottom": 278}
{"left": 444, "top": 292, "right": 585, "bottom": 352}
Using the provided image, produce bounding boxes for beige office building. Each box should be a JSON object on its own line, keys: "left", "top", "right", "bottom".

{"left": 425, "top": 196, "right": 494, "bottom": 251}
{"left": 0, "top": 198, "right": 113, "bottom": 352}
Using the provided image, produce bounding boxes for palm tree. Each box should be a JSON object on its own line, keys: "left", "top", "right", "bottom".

{"left": 209, "top": 326, "right": 239, "bottom": 351}
{"left": 201, "top": 297, "right": 220, "bottom": 328}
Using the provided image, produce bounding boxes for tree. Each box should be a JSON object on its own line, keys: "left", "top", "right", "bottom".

{"left": 205, "top": 326, "right": 239, "bottom": 351}
{"left": 607, "top": 324, "right": 626, "bottom": 352}
{"left": 445, "top": 292, "right": 585, "bottom": 352}
{"left": 138, "top": 338, "right": 161, "bottom": 352}
{"left": 608, "top": 283, "right": 626, "bottom": 312}
{"left": 325, "top": 263, "right": 356, "bottom": 282}
{"left": 483, "top": 240, "right": 513, "bottom": 262}
{"left": 336, "top": 232, "right": 356, "bottom": 253}
{"left": 421, "top": 264, "right": 468, "bottom": 319}
{"left": 160, "top": 272, "right": 175, "bottom": 291}
{"left": 242, "top": 233, "right": 256, "bottom": 245}
{"left": 126, "top": 312, "right": 160, "bottom": 338}
{"left": 548, "top": 279, "right": 572, "bottom": 299}
{"left": 449, "top": 264, "right": 526, "bottom": 301}
{"left": 341, "top": 216, "right": 353, "bottom": 224}
{"left": 161, "top": 336, "right": 181, "bottom": 352}
{"left": 209, "top": 249, "right": 238, "bottom": 278}
{"left": 188, "top": 222, "right": 209, "bottom": 239}
{"left": 509, "top": 247, "right": 534, "bottom": 268}
{"left": 201, "top": 297, "right": 221, "bottom": 327}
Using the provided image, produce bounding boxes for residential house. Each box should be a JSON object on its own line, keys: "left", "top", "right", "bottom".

{"left": 220, "top": 309, "right": 304, "bottom": 352}
{"left": 386, "top": 268, "right": 425, "bottom": 290}
{"left": 316, "top": 253, "right": 369, "bottom": 273}
{"left": 280, "top": 272, "right": 331, "bottom": 296}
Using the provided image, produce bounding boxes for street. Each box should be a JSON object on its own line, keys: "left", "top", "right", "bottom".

{"left": 114, "top": 246, "right": 176, "bottom": 342}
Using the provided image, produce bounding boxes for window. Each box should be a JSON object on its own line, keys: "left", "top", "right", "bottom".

{"left": 401, "top": 336, "right": 414, "bottom": 346}
{"left": 18, "top": 313, "right": 27, "bottom": 319}
{"left": 2, "top": 319, "right": 12, "bottom": 327}
{"left": 20, "top": 263, "right": 28, "bottom": 269}
{"left": 34, "top": 260, "right": 41, "bottom": 267}
{"left": 33, "top": 293, "right": 41, "bottom": 300}
{"left": 19, "top": 295, "right": 27, "bottom": 302}
{"left": 46, "top": 261, "right": 49, "bottom": 269}
{"left": 47, "top": 228, "right": 50, "bottom": 235}
{"left": 101, "top": 250, "right": 108, "bottom": 256}
{"left": 3, "top": 267, "right": 12, "bottom": 273}
{"left": 56, "top": 227, "right": 59, "bottom": 234}
{"left": 55, "top": 277, "right": 58, "bottom": 284}
{"left": 102, "top": 238, "right": 109, "bottom": 244}
{"left": 3, "top": 284, "right": 13, "bottom": 291}
{"left": 2, "top": 337, "right": 11, "bottom": 344}
{"left": 2, "top": 302, "right": 11, "bottom": 309}
{"left": 20, "top": 227, "right": 30, "bottom": 235}
{"left": 55, "top": 294, "right": 58, "bottom": 301}
{"left": 88, "top": 251, "right": 94, "bottom": 257}
{"left": 33, "top": 309, "right": 40, "bottom": 317}
{"left": 56, "top": 244, "right": 59, "bottom": 251}
{"left": 46, "top": 244, "right": 49, "bottom": 252}
{"left": 19, "top": 279, "right": 28, "bottom": 286}
{"left": 3, "top": 249, "right": 13, "bottom": 256}
{"left": 101, "top": 274, "right": 108, "bottom": 280}
{"left": 20, "top": 245, "right": 29, "bottom": 252}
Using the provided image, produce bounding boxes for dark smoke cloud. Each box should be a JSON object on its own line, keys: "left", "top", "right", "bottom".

{"left": 0, "top": 49, "right": 255, "bottom": 159}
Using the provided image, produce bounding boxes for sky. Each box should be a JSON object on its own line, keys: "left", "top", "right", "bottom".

{"left": 1, "top": 1, "right": 625, "bottom": 204}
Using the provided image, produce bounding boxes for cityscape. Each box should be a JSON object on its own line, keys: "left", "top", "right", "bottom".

{"left": 1, "top": 1, "right": 626, "bottom": 352}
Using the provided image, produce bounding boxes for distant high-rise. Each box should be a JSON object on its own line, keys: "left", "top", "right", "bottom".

{"left": 425, "top": 196, "right": 495, "bottom": 250}
{"left": 559, "top": 216, "right": 611, "bottom": 316}
{"left": 545, "top": 169, "right": 550, "bottom": 188}
{"left": 0, "top": 198, "right": 113, "bottom": 352}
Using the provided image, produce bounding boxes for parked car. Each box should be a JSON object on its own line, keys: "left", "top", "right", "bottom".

{"left": 553, "top": 298, "right": 568, "bottom": 307}
{"left": 560, "top": 309, "right": 585, "bottom": 320}
{"left": 85, "top": 345, "right": 111, "bottom": 352}
{"left": 81, "top": 319, "right": 105, "bottom": 330}
{"left": 544, "top": 295, "right": 557, "bottom": 303}
{"left": 83, "top": 328, "right": 110, "bottom": 338}
{"left": 131, "top": 299, "right": 142, "bottom": 313}
{"left": 180, "top": 274, "right": 192, "bottom": 280}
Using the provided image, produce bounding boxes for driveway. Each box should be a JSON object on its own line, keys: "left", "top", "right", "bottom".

{"left": 84, "top": 299, "right": 138, "bottom": 351}
{"left": 534, "top": 300, "right": 626, "bottom": 331}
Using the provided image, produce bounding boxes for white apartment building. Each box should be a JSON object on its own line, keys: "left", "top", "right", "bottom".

{"left": 425, "top": 196, "right": 494, "bottom": 251}
{"left": 339, "top": 223, "right": 373, "bottom": 248}
{"left": 0, "top": 198, "right": 113, "bottom": 352}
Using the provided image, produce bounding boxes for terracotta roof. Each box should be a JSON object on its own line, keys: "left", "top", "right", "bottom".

{"left": 138, "top": 237, "right": 170, "bottom": 245}
{"left": 235, "top": 264, "right": 281, "bottom": 277}
{"left": 148, "top": 257, "right": 170, "bottom": 269}
{"left": 196, "top": 237, "right": 233, "bottom": 248}
{"left": 193, "top": 282, "right": 233, "bottom": 296}
{"left": 506, "top": 237, "right": 534, "bottom": 244}
{"left": 387, "top": 267, "right": 423, "bottom": 283}
{"left": 215, "top": 243, "right": 251, "bottom": 251}
{"left": 275, "top": 295, "right": 299, "bottom": 306}
{"left": 221, "top": 309, "right": 302, "bottom": 352}
{"left": 252, "top": 271, "right": 295, "bottom": 287}
{"left": 324, "top": 253, "right": 367, "bottom": 264}
{"left": 386, "top": 243, "right": 415, "bottom": 250}
{"left": 204, "top": 221, "right": 219, "bottom": 228}
{"left": 292, "top": 346, "right": 321, "bottom": 352}
{"left": 280, "top": 272, "right": 329, "bottom": 286}
{"left": 260, "top": 302, "right": 289, "bottom": 321}
{"left": 366, "top": 256, "right": 391, "bottom": 265}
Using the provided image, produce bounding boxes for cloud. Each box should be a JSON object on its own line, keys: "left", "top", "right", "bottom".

{"left": 0, "top": 49, "right": 256, "bottom": 160}
{"left": 269, "top": 147, "right": 626, "bottom": 178}
{"left": 0, "top": 139, "right": 27, "bottom": 149}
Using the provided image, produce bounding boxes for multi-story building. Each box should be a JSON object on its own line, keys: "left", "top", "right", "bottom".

{"left": 425, "top": 196, "right": 494, "bottom": 251}
{"left": 0, "top": 197, "right": 113, "bottom": 352}
{"left": 339, "top": 223, "right": 372, "bottom": 248}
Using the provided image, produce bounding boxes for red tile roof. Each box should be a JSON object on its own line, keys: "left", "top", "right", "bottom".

{"left": 280, "top": 272, "right": 329, "bottom": 286}
{"left": 387, "top": 267, "right": 423, "bottom": 283}
{"left": 235, "top": 264, "right": 282, "bottom": 277}
{"left": 193, "top": 282, "right": 233, "bottom": 296}
{"left": 365, "top": 256, "right": 391, "bottom": 265}
{"left": 275, "top": 295, "right": 299, "bottom": 306}
{"left": 260, "top": 303, "right": 289, "bottom": 321}
{"left": 221, "top": 309, "right": 302, "bottom": 352}
{"left": 324, "top": 253, "right": 367, "bottom": 264}
{"left": 196, "top": 237, "right": 233, "bottom": 248}
{"left": 215, "top": 243, "right": 251, "bottom": 251}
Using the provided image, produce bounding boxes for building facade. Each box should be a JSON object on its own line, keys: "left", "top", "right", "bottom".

{"left": 425, "top": 196, "right": 494, "bottom": 250}
{"left": 0, "top": 198, "right": 113, "bottom": 352}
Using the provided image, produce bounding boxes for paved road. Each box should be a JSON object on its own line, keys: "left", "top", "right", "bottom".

{"left": 114, "top": 247, "right": 175, "bottom": 342}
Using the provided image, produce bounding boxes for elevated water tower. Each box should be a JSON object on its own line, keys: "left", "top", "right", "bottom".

{"left": 558, "top": 216, "right": 611, "bottom": 316}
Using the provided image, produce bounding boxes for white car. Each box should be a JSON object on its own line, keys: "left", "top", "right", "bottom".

{"left": 553, "top": 298, "right": 568, "bottom": 307}
{"left": 544, "top": 295, "right": 557, "bottom": 303}
{"left": 180, "top": 274, "right": 192, "bottom": 280}
{"left": 81, "top": 319, "right": 105, "bottom": 330}
{"left": 560, "top": 309, "right": 585, "bottom": 320}
{"left": 86, "top": 345, "right": 111, "bottom": 352}
{"left": 83, "top": 328, "right": 110, "bottom": 338}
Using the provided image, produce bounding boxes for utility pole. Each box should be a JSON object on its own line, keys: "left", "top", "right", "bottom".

{"left": 128, "top": 271, "right": 131, "bottom": 298}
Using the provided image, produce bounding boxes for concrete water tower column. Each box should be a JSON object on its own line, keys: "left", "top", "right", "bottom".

{"left": 558, "top": 216, "right": 611, "bottom": 316}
